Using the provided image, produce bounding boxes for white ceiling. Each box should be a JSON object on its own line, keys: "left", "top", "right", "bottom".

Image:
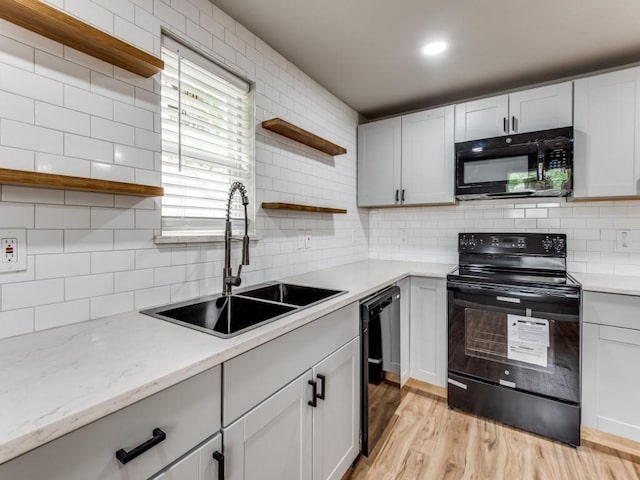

{"left": 210, "top": 0, "right": 640, "bottom": 119}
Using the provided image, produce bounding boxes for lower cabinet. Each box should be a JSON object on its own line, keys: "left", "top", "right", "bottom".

{"left": 582, "top": 291, "right": 640, "bottom": 442}
{"left": 397, "top": 277, "right": 411, "bottom": 386}
{"left": 151, "top": 434, "right": 223, "bottom": 480}
{"left": 0, "top": 367, "right": 222, "bottom": 480}
{"left": 409, "top": 277, "right": 447, "bottom": 387}
{"left": 223, "top": 337, "right": 360, "bottom": 480}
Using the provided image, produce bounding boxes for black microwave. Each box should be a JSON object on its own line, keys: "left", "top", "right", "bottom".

{"left": 455, "top": 127, "right": 573, "bottom": 200}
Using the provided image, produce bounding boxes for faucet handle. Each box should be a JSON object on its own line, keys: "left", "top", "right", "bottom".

{"left": 242, "top": 235, "right": 250, "bottom": 265}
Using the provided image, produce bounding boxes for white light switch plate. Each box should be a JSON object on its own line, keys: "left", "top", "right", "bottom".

{"left": 0, "top": 229, "right": 26, "bottom": 272}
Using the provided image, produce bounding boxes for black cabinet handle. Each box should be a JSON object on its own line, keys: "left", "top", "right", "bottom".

{"left": 395, "top": 189, "right": 399, "bottom": 203}
{"left": 212, "top": 451, "right": 225, "bottom": 479}
{"left": 512, "top": 115, "right": 517, "bottom": 132}
{"left": 308, "top": 379, "right": 318, "bottom": 407}
{"left": 401, "top": 189, "right": 405, "bottom": 202}
{"left": 115, "top": 428, "right": 166, "bottom": 465}
{"left": 503, "top": 117, "right": 508, "bottom": 134}
{"left": 316, "top": 374, "right": 326, "bottom": 400}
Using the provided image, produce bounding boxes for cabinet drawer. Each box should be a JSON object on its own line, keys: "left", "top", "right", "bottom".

{"left": 583, "top": 291, "right": 640, "bottom": 329}
{"left": 0, "top": 367, "right": 221, "bottom": 480}
{"left": 223, "top": 302, "right": 359, "bottom": 426}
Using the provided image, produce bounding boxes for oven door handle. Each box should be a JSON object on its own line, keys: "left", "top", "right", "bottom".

{"left": 447, "top": 281, "right": 580, "bottom": 300}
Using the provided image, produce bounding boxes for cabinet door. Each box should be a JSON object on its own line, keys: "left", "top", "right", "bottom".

{"left": 508, "top": 81, "right": 573, "bottom": 134}
{"left": 357, "top": 117, "right": 402, "bottom": 206}
{"left": 583, "top": 323, "right": 640, "bottom": 442}
{"left": 409, "top": 277, "right": 447, "bottom": 387}
{"left": 401, "top": 106, "right": 455, "bottom": 205}
{"left": 454, "top": 94, "right": 509, "bottom": 142}
{"left": 151, "top": 434, "right": 223, "bottom": 480}
{"left": 573, "top": 67, "right": 640, "bottom": 198}
{"left": 312, "top": 338, "right": 359, "bottom": 480}
{"left": 224, "top": 371, "right": 313, "bottom": 480}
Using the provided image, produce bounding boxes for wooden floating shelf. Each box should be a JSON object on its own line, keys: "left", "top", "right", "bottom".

{"left": 0, "top": 0, "right": 164, "bottom": 78}
{"left": 262, "top": 202, "right": 347, "bottom": 214}
{"left": 261, "top": 118, "right": 347, "bottom": 156}
{"left": 0, "top": 168, "right": 164, "bottom": 197}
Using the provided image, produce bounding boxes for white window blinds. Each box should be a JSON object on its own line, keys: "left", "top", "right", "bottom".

{"left": 160, "top": 36, "right": 255, "bottom": 236}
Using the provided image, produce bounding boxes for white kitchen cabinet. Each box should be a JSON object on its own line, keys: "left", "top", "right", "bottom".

{"left": 454, "top": 82, "right": 573, "bottom": 142}
{"left": 312, "top": 338, "right": 359, "bottom": 480}
{"left": 397, "top": 277, "right": 411, "bottom": 386}
{"left": 409, "top": 277, "right": 447, "bottom": 387}
{"left": 224, "top": 339, "right": 360, "bottom": 480}
{"left": 582, "top": 291, "right": 640, "bottom": 442}
{"left": 222, "top": 303, "right": 360, "bottom": 480}
{"left": 357, "top": 106, "right": 455, "bottom": 207}
{"left": 151, "top": 434, "right": 223, "bottom": 480}
{"left": 224, "top": 372, "right": 314, "bottom": 480}
{"left": 0, "top": 367, "right": 221, "bottom": 480}
{"left": 573, "top": 67, "right": 640, "bottom": 199}
{"left": 357, "top": 117, "right": 401, "bottom": 206}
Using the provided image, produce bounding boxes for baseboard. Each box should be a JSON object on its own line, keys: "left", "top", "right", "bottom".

{"left": 581, "top": 425, "right": 640, "bottom": 463}
{"left": 402, "top": 378, "right": 447, "bottom": 400}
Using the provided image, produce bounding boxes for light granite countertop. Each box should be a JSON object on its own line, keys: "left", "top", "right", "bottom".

{"left": 0, "top": 260, "right": 453, "bottom": 465}
{"left": 3, "top": 259, "right": 639, "bottom": 466}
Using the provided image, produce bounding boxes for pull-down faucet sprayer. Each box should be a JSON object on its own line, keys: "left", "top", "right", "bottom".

{"left": 223, "top": 181, "right": 250, "bottom": 295}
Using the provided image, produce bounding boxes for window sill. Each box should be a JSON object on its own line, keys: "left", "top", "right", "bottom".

{"left": 154, "top": 233, "right": 262, "bottom": 245}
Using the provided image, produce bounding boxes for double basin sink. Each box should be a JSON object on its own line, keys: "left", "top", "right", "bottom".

{"left": 141, "top": 282, "right": 345, "bottom": 338}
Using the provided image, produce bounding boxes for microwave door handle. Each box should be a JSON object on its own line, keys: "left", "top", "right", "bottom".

{"left": 503, "top": 117, "right": 508, "bottom": 134}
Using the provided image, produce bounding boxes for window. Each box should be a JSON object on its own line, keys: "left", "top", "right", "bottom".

{"left": 160, "top": 35, "right": 255, "bottom": 237}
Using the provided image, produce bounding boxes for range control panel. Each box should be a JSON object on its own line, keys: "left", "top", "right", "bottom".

{"left": 458, "top": 233, "right": 567, "bottom": 256}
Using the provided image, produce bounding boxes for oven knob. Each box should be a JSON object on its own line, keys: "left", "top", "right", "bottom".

{"left": 542, "top": 236, "right": 552, "bottom": 251}
{"left": 505, "top": 370, "right": 510, "bottom": 376}
{"left": 553, "top": 236, "right": 565, "bottom": 252}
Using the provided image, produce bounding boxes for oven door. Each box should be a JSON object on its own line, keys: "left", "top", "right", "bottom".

{"left": 447, "top": 280, "right": 580, "bottom": 403}
{"left": 456, "top": 142, "right": 539, "bottom": 197}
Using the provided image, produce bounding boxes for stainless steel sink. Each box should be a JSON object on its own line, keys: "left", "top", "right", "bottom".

{"left": 236, "top": 282, "right": 344, "bottom": 306}
{"left": 142, "top": 295, "right": 296, "bottom": 338}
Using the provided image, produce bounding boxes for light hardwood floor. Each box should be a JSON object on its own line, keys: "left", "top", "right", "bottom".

{"left": 349, "top": 392, "right": 640, "bottom": 480}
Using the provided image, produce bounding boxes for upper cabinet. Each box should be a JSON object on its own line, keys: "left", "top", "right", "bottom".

{"left": 454, "top": 82, "right": 573, "bottom": 142}
{"left": 357, "top": 105, "right": 454, "bottom": 207}
{"left": 573, "top": 67, "right": 640, "bottom": 199}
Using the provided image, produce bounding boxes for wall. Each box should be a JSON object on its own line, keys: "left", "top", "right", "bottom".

{"left": 369, "top": 197, "right": 640, "bottom": 276}
{"left": 0, "top": 0, "right": 367, "bottom": 339}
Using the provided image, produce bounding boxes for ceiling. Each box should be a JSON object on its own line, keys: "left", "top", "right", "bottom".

{"left": 210, "top": 0, "right": 640, "bottom": 120}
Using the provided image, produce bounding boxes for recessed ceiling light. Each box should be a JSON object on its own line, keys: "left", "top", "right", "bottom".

{"left": 422, "top": 41, "right": 448, "bottom": 56}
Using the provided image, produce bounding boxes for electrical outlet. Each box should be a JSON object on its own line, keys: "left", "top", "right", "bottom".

{"left": 401, "top": 228, "right": 407, "bottom": 243}
{"left": 0, "top": 229, "right": 26, "bottom": 272}
{"left": 305, "top": 230, "right": 312, "bottom": 249}
{"left": 352, "top": 228, "right": 357, "bottom": 245}
{"left": 297, "top": 231, "right": 305, "bottom": 250}
{"left": 617, "top": 230, "right": 633, "bottom": 251}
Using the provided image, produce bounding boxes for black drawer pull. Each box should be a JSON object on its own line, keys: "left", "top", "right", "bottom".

{"left": 317, "top": 374, "right": 326, "bottom": 400}
{"left": 395, "top": 189, "right": 399, "bottom": 203}
{"left": 212, "top": 451, "right": 225, "bottom": 479}
{"left": 308, "top": 379, "right": 318, "bottom": 407}
{"left": 115, "top": 428, "right": 166, "bottom": 465}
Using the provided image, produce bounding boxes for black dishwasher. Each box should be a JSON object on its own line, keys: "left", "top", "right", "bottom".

{"left": 360, "top": 285, "right": 401, "bottom": 457}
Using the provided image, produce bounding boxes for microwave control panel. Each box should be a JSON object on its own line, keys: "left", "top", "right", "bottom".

{"left": 546, "top": 148, "right": 570, "bottom": 169}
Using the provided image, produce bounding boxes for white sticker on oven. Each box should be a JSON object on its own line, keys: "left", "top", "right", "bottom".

{"left": 507, "top": 314, "right": 550, "bottom": 367}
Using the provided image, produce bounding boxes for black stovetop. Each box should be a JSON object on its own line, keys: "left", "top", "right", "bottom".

{"left": 447, "top": 266, "right": 580, "bottom": 290}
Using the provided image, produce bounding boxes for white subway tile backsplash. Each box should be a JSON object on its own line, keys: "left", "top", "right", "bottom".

{"left": 63, "top": 47, "right": 114, "bottom": 77}
{"left": 90, "top": 292, "right": 134, "bottom": 319}
{"left": 2, "top": 186, "right": 64, "bottom": 205}
{"left": 115, "top": 16, "right": 155, "bottom": 53}
{"left": 28, "top": 230, "right": 63, "bottom": 255}
{"left": 2, "top": 278, "right": 64, "bottom": 310}
{"left": 36, "top": 152, "right": 91, "bottom": 177}
{"left": 64, "top": 229, "right": 114, "bottom": 253}
{"left": 114, "top": 229, "right": 154, "bottom": 250}
{"left": 91, "top": 71, "right": 135, "bottom": 104}
{"left": 64, "top": 85, "right": 113, "bottom": 119}
{"left": 134, "top": 285, "right": 170, "bottom": 309}
{"left": 0, "top": 202, "right": 35, "bottom": 228}
{"left": 114, "top": 144, "right": 154, "bottom": 169}
{"left": 115, "top": 268, "right": 154, "bottom": 292}
{"left": 134, "top": 127, "right": 161, "bottom": 151}
{"left": 36, "top": 205, "right": 90, "bottom": 229}
{"left": 0, "top": 308, "right": 34, "bottom": 339}
{"left": 36, "top": 252, "right": 90, "bottom": 279}
{"left": 91, "top": 117, "right": 135, "bottom": 145}
{"left": 0, "top": 34, "right": 34, "bottom": 71}
{"left": 91, "top": 162, "right": 136, "bottom": 183}
{"left": 170, "top": 280, "right": 199, "bottom": 303}
{"left": 65, "top": 0, "right": 114, "bottom": 33}
{"left": 64, "top": 133, "right": 114, "bottom": 163}
{"left": 66, "top": 273, "right": 113, "bottom": 300}
{"left": 91, "top": 208, "right": 135, "bottom": 229}
{"left": 0, "top": 146, "right": 35, "bottom": 171}
{"left": 34, "top": 299, "right": 90, "bottom": 331}
{"left": 1, "top": 120, "right": 63, "bottom": 155}
{"left": 92, "top": 250, "right": 135, "bottom": 274}
{"left": 154, "top": 264, "right": 186, "bottom": 286}
{"left": 0, "top": 90, "right": 34, "bottom": 124}
{"left": 65, "top": 191, "right": 115, "bottom": 208}
{"left": 135, "top": 209, "right": 161, "bottom": 229}
{"left": 34, "top": 50, "right": 90, "bottom": 90}
{"left": 36, "top": 102, "right": 90, "bottom": 136}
